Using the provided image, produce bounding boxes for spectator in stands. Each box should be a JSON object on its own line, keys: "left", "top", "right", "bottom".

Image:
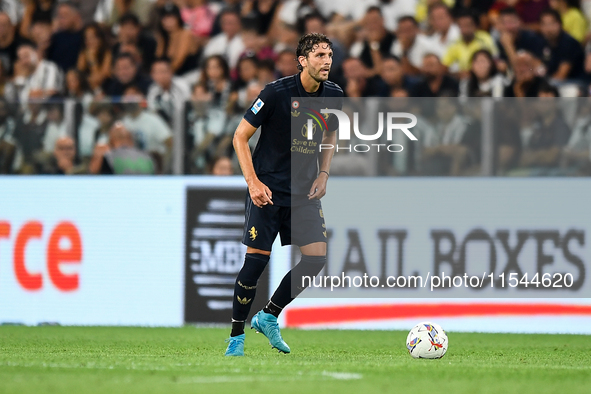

{"left": 195, "top": 55, "right": 234, "bottom": 111}
{"left": 257, "top": 58, "right": 276, "bottom": 85}
{"left": 207, "top": 155, "right": 234, "bottom": 175}
{"left": 0, "top": 97, "right": 16, "bottom": 173}
{"left": 539, "top": 8, "right": 585, "bottom": 81}
{"left": 0, "top": 60, "right": 9, "bottom": 98}
{"left": 549, "top": 0, "right": 588, "bottom": 42}
{"left": 234, "top": 56, "right": 259, "bottom": 108}
{"left": 13, "top": 90, "right": 47, "bottom": 172}
{"left": 92, "top": 122, "right": 156, "bottom": 175}
{"left": 181, "top": 0, "right": 217, "bottom": 39}
{"left": 494, "top": 98, "right": 522, "bottom": 174}
{"left": 102, "top": 53, "right": 152, "bottom": 97}
{"left": 416, "top": 0, "right": 455, "bottom": 25}
{"left": 47, "top": 1, "right": 83, "bottom": 73}
{"left": 240, "top": 22, "right": 275, "bottom": 61}
{"left": 20, "top": 0, "right": 56, "bottom": 39}
{"left": 110, "top": 0, "right": 152, "bottom": 27}
{"left": 209, "top": 0, "right": 242, "bottom": 37}
{"left": 273, "top": 22, "right": 300, "bottom": 54}
{"left": 234, "top": 54, "right": 259, "bottom": 90}
{"left": 496, "top": 7, "right": 545, "bottom": 74}
{"left": 92, "top": 104, "right": 115, "bottom": 147}
{"left": 240, "top": 0, "right": 280, "bottom": 36}
{"left": 379, "top": 55, "right": 418, "bottom": 93}
{"left": 155, "top": 3, "right": 199, "bottom": 76}
{"left": 380, "top": 0, "right": 418, "bottom": 32}
{"left": 121, "top": 86, "right": 172, "bottom": 172}
{"left": 504, "top": 51, "right": 547, "bottom": 97}
{"left": 302, "top": 12, "right": 345, "bottom": 71}
{"left": 422, "top": 97, "right": 479, "bottom": 175}
{"left": 0, "top": 12, "right": 26, "bottom": 77}
{"left": 562, "top": 98, "right": 591, "bottom": 174}
{"left": 203, "top": 9, "right": 245, "bottom": 70}
{"left": 147, "top": 58, "right": 191, "bottom": 127}
{"left": 76, "top": 0, "right": 102, "bottom": 25}
{"left": 460, "top": 49, "right": 505, "bottom": 97}
{"left": 42, "top": 100, "right": 67, "bottom": 154}
{"left": 29, "top": 19, "right": 52, "bottom": 59}
{"left": 452, "top": 0, "right": 496, "bottom": 28}
{"left": 518, "top": 82, "right": 571, "bottom": 170}
{"left": 77, "top": 23, "right": 112, "bottom": 91}
{"left": 442, "top": 10, "right": 497, "bottom": 76}
{"left": 341, "top": 57, "right": 389, "bottom": 97}
{"left": 412, "top": 53, "right": 459, "bottom": 97}
{"left": 38, "top": 135, "right": 86, "bottom": 174}
{"left": 489, "top": 0, "right": 549, "bottom": 31}
{"left": 65, "top": 69, "right": 93, "bottom": 107}
{"left": 12, "top": 42, "right": 62, "bottom": 104}
{"left": 275, "top": 49, "right": 298, "bottom": 78}
{"left": 391, "top": 16, "right": 438, "bottom": 75}
{"left": 112, "top": 13, "right": 156, "bottom": 75}
{"left": 353, "top": 7, "right": 395, "bottom": 75}
{"left": 428, "top": 2, "right": 461, "bottom": 55}
{"left": 77, "top": 103, "right": 115, "bottom": 160}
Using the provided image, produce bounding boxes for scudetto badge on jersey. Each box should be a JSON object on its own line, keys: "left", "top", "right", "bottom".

{"left": 251, "top": 98, "right": 265, "bottom": 115}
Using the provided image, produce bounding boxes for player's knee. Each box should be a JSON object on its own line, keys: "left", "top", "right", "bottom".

{"left": 236, "top": 253, "right": 270, "bottom": 285}
{"left": 298, "top": 254, "right": 326, "bottom": 277}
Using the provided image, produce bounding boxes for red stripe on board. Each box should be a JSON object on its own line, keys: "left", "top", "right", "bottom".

{"left": 285, "top": 303, "right": 591, "bottom": 326}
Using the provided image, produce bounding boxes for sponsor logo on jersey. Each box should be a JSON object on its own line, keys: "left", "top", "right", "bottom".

{"left": 251, "top": 98, "right": 265, "bottom": 115}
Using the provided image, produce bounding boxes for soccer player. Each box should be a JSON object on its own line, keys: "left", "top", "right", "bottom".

{"left": 224, "top": 33, "right": 343, "bottom": 356}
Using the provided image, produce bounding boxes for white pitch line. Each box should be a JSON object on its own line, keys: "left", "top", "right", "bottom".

{"left": 321, "top": 371, "right": 363, "bottom": 380}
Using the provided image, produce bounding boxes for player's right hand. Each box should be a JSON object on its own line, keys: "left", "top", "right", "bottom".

{"left": 248, "top": 179, "right": 273, "bottom": 208}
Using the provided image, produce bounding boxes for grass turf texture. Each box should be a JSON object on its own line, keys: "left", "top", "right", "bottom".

{"left": 0, "top": 326, "right": 589, "bottom": 394}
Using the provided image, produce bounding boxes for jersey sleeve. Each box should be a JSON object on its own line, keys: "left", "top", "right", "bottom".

{"left": 243, "top": 83, "right": 277, "bottom": 128}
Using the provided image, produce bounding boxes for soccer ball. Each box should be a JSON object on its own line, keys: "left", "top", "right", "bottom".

{"left": 406, "top": 321, "right": 448, "bottom": 359}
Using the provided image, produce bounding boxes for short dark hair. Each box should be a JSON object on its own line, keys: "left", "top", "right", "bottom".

{"left": 366, "top": 6, "right": 382, "bottom": 16}
{"left": 219, "top": 8, "right": 240, "bottom": 20}
{"left": 540, "top": 8, "right": 562, "bottom": 25}
{"left": 398, "top": 15, "right": 419, "bottom": 27}
{"left": 499, "top": 7, "right": 520, "bottom": 17}
{"left": 296, "top": 33, "right": 333, "bottom": 71}
{"left": 538, "top": 80, "right": 560, "bottom": 97}
{"left": 118, "top": 12, "right": 140, "bottom": 26}
{"left": 428, "top": 2, "right": 451, "bottom": 16}
{"left": 455, "top": 9, "right": 479, "bottom": 26}
{"left": 17, "top": 40, "right": 37, "bottom": 51}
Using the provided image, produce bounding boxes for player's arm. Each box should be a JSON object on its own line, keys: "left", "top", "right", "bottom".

{"left": 308, "top": 129, "right": 337, "bottom": 200}
{"left": 233, "top": 118, "right": 273, "bottom": 207}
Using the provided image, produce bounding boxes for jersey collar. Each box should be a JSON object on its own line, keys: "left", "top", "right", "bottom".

{"left": 295, "top": 72, "right": 325, "bottom": 99}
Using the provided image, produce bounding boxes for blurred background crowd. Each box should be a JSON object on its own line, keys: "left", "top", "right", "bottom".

{"left": 0, "top": 0, "right": 590, "bottom": 176}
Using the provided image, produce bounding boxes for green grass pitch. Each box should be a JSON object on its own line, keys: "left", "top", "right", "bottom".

{"left": 0, "top": 326, "right": 589, "bottom": 394}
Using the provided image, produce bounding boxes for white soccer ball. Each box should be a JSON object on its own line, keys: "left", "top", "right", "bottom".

{"left": 406, "top": 321, "right": 448, "bottom": 359}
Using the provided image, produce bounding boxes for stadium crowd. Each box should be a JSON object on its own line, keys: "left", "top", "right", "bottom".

{"left": 0, "top": 0, "right": 590, "bottom": 176}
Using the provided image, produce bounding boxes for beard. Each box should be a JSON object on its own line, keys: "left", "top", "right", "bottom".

{"left": 307, "top": 65, "right": 330, "bottom": 82}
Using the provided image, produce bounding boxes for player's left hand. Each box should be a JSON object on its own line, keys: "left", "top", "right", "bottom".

{"left": 308, "top": 172, "right": 329, "bottom": 200}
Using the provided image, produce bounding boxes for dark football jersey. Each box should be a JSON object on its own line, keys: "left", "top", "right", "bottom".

{"left": 243, "top": 73, "right": 343, "bottom": 206}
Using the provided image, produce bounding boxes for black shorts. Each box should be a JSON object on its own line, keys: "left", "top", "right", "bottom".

{"left": 241, "top": 194, "right": 327, "bottom": 251}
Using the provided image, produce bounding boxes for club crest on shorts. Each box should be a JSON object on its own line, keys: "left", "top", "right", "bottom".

{"left": 249, "top": 226, "right": 258, "bottom": 241}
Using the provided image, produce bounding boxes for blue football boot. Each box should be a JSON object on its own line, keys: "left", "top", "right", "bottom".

{"left": 224, "top": 333, "right": 245, "bottom": 356}
{"left": 251, "top": 311, "right": 290, "bottom": 353}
